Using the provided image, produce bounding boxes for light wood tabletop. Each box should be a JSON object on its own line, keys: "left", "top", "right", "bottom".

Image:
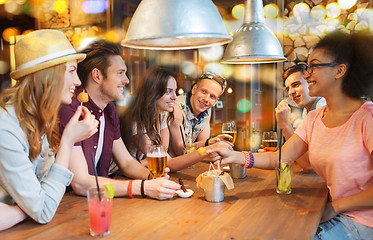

{"left": 0, "top": 162, "right": 328, "bottom": 240}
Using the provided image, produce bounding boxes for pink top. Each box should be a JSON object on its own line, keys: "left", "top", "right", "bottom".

{"left": 295, "top": 101, "right": 373, "bottom": 227}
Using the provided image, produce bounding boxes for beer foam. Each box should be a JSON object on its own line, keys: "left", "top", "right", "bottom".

{"left": 147, "top": 152, "right": 167, "bottom": 157}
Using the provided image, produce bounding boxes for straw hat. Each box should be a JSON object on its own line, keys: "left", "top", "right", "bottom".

{"left": 10, "top": 29, "right": 86, "bottom": 80}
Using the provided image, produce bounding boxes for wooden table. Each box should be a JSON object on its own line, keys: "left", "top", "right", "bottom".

{"left": 0, "top": 162, "right": 327, "bottom": 240}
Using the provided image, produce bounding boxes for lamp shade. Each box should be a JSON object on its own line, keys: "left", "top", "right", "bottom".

{"left": 121, "top": 0, "right": 232, "bottom": 50}
{"left": 221, "top": 0, "right": 286, "bottom": 64}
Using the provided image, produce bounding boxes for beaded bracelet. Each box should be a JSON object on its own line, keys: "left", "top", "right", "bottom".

{"left": 141, "top": 180, "right": 147, "bottom": 198}
{"left": 128, "top": 180, "right": 133, "bottom": 198}
{"left": 241, "top": 151, "right": 254, "bottom": 168}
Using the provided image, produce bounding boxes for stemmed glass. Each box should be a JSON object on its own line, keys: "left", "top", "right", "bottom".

{"left": 146, "top": 145, "right": 167, "bottom": 178}
{"left": 262, "top": 131, "right": 278, "bottom": 152}
{"left": 221, "top": 121, "right": 237, "bottom": 144}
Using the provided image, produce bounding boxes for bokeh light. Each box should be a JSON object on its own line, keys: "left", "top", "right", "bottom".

{"left": 0, "top": 0, "right": 8, "bottom": 4}
{"left": 178, "top": 88, "right": 184, "bottom": 95}
{"left": 227, "top": 88, "right": 233, "bottom": 94}
{"left": 326, "top": 2, "right": 341, "bottom": 18}
{"left": 264, "top": 4, "right": 278, "bottom": 19}
{"left": 203, "top": 63, "right": 223, "bottom": 75}
{"left": 4, "top": 0, "right": 21, "bottom": 14}
{"left": 0, "top": 60, "right": 10, "bottom": 74}
{"left": 199, "top": 45, "right": 224, "bottom": 62}
{"left": 232, "top": 4, "right": 245, "bottom": 20}
{"left": 54, "top": 0, "right": 68, "bottom": 14}
{"left": 237, "top": 98, "right": 251, "bottom": 113}
{"left": 2, "top": 27, "right": 20, "bottom": 42}
{"left": 181, "top": 61, "right": 196, "bottom": 76}
{"left": 82, "top": 0, "right": 108, "bottom": 14}
{"left": 293, "top": 3, "right": 310, "bottom": 18}
{"left": 311, "top": 5, "right": 326, "bottom": 19}
{"left": 338, "top": 0, "right": 357, "bottom": 10}
{"left": 22, "top": 29, "right": 33, "bottom": 35}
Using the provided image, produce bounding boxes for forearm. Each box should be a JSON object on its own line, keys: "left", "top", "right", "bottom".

{"left": 295, "top": 152, "right": 313, "bottom": 172}
{"left": 332, "top": 187, "right": 373, "bottom": 214}
{"left": 0, "top": 204, "right": 27, "bottom": 231}
{"left": 120, "top": 160, "right": 149, "bottom": 180}
{"left": 252, "top": 151, "right": 280, "bottom": 170}
{"left": 167, "top": 151, "right": 203, "bottom": 172}
{"left": 54, "top": 137, "right": 74, "bottom": 169}
{"left": 279, "top": 123, "right": 295, "bottom": 141}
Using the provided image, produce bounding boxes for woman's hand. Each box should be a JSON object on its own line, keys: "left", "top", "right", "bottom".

{"left": 144, "top": 178, "right": 180, "bottom": 200}
{"left": 62, "top": 106, "right": 99, "bottom": 144}
{"left": 207, "top": 146, "right": 245, "bottom": 166}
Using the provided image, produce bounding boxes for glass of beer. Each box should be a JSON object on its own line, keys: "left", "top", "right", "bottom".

{"left": 221, "top": 121, "right": 237, "bottom": 144}
{"left": 147, "top": 145, "right": 167, "bottom": 178}
{"left": 262, "top": 131, "right": 278, "bottom": 152}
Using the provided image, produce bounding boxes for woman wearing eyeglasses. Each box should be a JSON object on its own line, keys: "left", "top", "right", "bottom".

{"left": 210, "top": 30, "right": 373, "bottom": 239}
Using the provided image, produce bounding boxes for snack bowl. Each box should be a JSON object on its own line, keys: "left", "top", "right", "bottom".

{"left": 176, "top": 189, "right": 194, "bottom": 198}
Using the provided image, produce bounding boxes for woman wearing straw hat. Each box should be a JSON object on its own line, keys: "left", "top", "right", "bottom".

{"left": 0, "top": 29, "right": 98, "bottom": 230}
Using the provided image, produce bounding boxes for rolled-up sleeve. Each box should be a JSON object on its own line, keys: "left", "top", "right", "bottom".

{"left": 0, "top": 114, "right": 73, "bottom": 224}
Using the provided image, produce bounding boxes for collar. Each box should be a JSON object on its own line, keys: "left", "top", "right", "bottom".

{"left": 76, "top": 87, "right": 106, "bottom": 117}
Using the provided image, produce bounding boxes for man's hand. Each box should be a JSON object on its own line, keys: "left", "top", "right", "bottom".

{"left": 144, "top": 178, "right": 180, "bottom": 200}
{"left": 275, "top": 100, "right": 291, "bottom": 129}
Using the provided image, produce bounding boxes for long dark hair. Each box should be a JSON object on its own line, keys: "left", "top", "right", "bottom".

{"left": 121, "top": 66, "right": 175, "bottom": 160}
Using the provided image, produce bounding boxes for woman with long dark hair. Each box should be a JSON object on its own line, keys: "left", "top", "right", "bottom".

{"left": 121, "top": 66, "right": 232, "bottom": 171}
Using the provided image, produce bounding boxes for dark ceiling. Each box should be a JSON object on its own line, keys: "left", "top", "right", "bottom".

{"left": 212, "top": 0, "right": 245, "bottom": 9}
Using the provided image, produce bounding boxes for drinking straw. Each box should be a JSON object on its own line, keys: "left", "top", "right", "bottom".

{"left": 91, "top": 152, "right": 101, "bottom": 201}
{"left": 179, "top": 126, "right": 186, "bottom": 148}
{"left": 278, "top": 129, "right": 283, "bottom": 169}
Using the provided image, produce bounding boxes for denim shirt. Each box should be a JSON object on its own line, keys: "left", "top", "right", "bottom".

{"left": 0, "top": 106, "right": 73, "bottom": 223}
{"left": 175, "top": 92, "right": 211, "bottom": 143}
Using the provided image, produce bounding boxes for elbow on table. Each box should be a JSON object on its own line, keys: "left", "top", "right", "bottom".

{"left": 70, "top": 180, "right": 89, "bottom": 197}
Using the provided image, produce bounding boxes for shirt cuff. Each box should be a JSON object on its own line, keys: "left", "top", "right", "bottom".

{"left": 48, "top": 164, "right": 74, "bottom": 186}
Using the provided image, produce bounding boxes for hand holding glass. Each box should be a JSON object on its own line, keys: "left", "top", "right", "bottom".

{"left": 221, "top": 121, "right": 237, "bottom": 144}
{"left": 147, "top": 145, "right": 167, "bottom": 178}
{"left": 262, "top": 131, "right": 278, "bottom": 152}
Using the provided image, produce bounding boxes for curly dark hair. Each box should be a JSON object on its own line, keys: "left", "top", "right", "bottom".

{"left": 120, "top": 66, "right": 176, "bottom": 160}
{"left": 77, "top": 40, "right": 122, "bottom": 87}
{"left": 314, "top": 30, "right": 373, "bottom": 99}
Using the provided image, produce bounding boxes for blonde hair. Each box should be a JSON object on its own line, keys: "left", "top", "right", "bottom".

{"left": 0, "top": 64, "right": 65, "bottom": 160}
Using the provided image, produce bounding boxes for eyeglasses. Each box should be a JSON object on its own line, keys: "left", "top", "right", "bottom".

{"left": 198, "top": 72, "right": 227, "bottom": 92}
{"left": 298, "top": 62, "right": 338, "bottom": 75}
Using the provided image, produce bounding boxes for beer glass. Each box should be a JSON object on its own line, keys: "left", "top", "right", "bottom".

{"left": 147, "top": 145, "right": 167, "bottom": 178}
{"left": 262, "top": 131, "right": 278, "bottom": 152}
{"left": 221, "top": 121, "right": 237, "bottom": 144}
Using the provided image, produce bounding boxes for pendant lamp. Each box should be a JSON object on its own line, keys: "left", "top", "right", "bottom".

{"left": 221, "top": 0, "right": 286, "bottom": 64}
{"left": 121, "top": 0, "right": 232, "bottom": 50}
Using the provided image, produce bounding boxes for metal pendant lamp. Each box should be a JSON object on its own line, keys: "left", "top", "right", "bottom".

{"left": 121, "top": 0, "right": 232, "bottom": 50}
{"left": 221, "top": 0, "right": 286, "bottom": 64}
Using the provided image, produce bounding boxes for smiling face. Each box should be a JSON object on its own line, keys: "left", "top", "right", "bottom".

{"left": 303, "top": 48, "right": 340, "bottom": 99}
{"left": 284, "top": 71, "right": 316, "bottom": 109}
{"left": 156, "top": 76, "right": 177, "bottom": 113}
{"left": 190, "top": 78, "right": 222, "bottom": 116}
{"left": 61, "top": 60, "right": 81, "bottom": 104}
{"left": 99, "top": 55, "right": 129, "bottom": 102}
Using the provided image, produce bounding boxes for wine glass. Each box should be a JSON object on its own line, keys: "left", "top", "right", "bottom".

{"left": 262, "top": 131, "right": 278, "bottom": 152}
{"left": 146, "top": 145, "right": 167, "bottom": 178}
{"left": 221, "top": 121, "right": 237, "bottom": 144}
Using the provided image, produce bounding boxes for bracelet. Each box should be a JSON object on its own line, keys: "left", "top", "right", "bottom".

{"left": 128, "top": 180, "right": 133, "bottom": 198}
{"left": 204, "top": 138, "right": 210, "bottom": 146}
{"left": 141, "top": 180, "right": 147, "bottom": 198}
{"left": 241, "top": 151, "right": 254, "bottom": 168}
